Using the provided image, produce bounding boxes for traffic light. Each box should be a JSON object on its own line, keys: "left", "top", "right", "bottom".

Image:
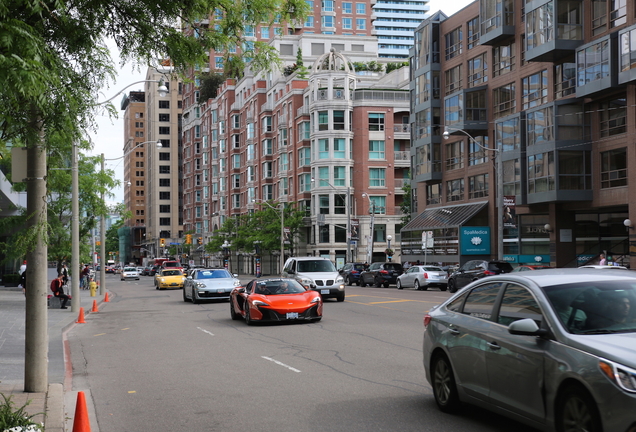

{"left": 197, "top": 237, "right": 202, "bottom": 245}
{"left": 185, "top": 234, "right": 192, "bottom": 244}
{"left": 160, "top": 238, "right": 165, "bottom": 247}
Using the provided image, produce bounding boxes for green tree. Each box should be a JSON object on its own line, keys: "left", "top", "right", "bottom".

{"left": 400, "top": 180, "right": 412, "bottom": 226}
{"left": 197, "top": 72, "right": 226, "bottom": 102}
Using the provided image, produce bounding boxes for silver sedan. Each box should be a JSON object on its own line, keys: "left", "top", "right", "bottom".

{"left": 423, "top": 269, "right": 636, "bottom": 432}
{"left": 183, "top": 268, "right": 241, "bottom": 303}
{"left": 397, "top": 265, "right": 447, "bottom": 291}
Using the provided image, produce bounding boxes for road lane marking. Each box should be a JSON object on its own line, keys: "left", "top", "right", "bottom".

{"left": 93, "top": 333, "right": 106, "bottom": 336}
{"left": 261, "top": 356, "right": 301, "bottom": 373}
{"left": 197, "top": 327, "right": 215, "bottom": 336}
{"left": 128, "top": 391, "right": 136, "bottom": 394}
{"left": 368, "top": 300, "right": 411, "bottom": 304}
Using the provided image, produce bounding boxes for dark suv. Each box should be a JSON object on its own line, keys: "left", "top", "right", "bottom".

{"left": 339, "top": 263, "right": 366, "bottom": 286}
{"left": 360, "top": 262, "right": 404, "bottom": 288}
{"left": 447, "top": 260, "right": 513, "bottom": 293}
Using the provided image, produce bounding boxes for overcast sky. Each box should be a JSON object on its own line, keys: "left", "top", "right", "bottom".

{"left": 88, "top": 0, "right": 473, "bottom": 203}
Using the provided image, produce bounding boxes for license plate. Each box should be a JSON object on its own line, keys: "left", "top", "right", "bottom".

{"left": 217, "top": 289, "right": 226, "bottom": 293}
{"left": 320, "top": 289, "right": 329, "bottom": 294}
{"left": 286, "top": 312, "right": 299, "bottom": 319}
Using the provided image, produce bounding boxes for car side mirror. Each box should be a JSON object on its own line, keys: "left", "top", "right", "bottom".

{"left": 186, "top": 276, "right": 192, "bottom": 279}
{"left": 287, "top": 269, "right": 295, "bottom": 275}
{"left": 508, "top": 318, "right": 548, "bottom": 337}
{"left": 237, "top": 287, "right": 245, "bottom": 293}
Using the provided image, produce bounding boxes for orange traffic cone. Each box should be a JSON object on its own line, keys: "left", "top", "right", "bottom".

{"left": 91, "top": 300, "right": 98, "bottom": 313}
{"left": 104, "top": 292, "right": 110, "bottom": 302}
{"left": 76, "top": 307, "right": 86, "bottom": 324}
{"left": 72, "top": 391, "right": 91, "bottom": 432}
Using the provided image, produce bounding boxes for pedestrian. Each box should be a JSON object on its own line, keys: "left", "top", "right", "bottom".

{"left": 50, "top": 275, "right": 70, "bottom": 309}
{"left": 60, "top": 263, "right": 69, "bottom": 287}
{"left": 19, "top": 270, "right": 26, "bottom": 297}
{"left": 403, "top": 261, "right": 411, "bottom": 270}
{"left": 19, "top": 260, "right": 27, "bottom": 275}
{"left": 81, "top": 264, "right": 90, "bottom": 289}
{"left": 599, "top": 253, "right": 607, "bottom": 266}
{"left": 363, "top": 262, "right": 369, "bottom": 271}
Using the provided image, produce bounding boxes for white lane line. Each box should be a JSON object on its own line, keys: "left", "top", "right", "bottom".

{"left": 261, "top": 356, "right": 301, "bottom": 373}
{"left": 197, "top": 327, "right": 215, "bottom": 336}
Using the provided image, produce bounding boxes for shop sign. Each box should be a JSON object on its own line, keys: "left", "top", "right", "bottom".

{"left": 460, "top": 227, "right": 490, "bottom": 255}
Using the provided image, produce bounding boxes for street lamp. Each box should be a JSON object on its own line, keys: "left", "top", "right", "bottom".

{"left": 362, "top": 193, "right": 375, "bottom": 264}
{"left": 221, "top": 240, "right": 231, "bottom": 271}
{"left": 311, "top": 178, "right": 352, "bottom": 262}
{"left": 442, "top": 125, "right": 503, "bottom": 260}
{"left": 253, "top": 199, "right": 285, "bottom": 275}
{"left": 387, "top": 235, "right": 393, "bottom": 262}
{"left": 99, "top": 140, "right": 163, "bottom": 294}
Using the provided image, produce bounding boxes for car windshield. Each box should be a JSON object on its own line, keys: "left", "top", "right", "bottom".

{"left": 543, "top": 281, "right": 636, "bottom": 334}
{"left": 124, "top": 268, "right": 136, "bottom": 272}
{"left": 384, "top": 264, "right": 403, "bottom": 271}
{"left": 196, "top": 270, "right": 232, "bottom": 279}
{"left": 163, "top": 262, "right": 179, "bottom": 268}
{"left": 353, "top": 264, "right": 366, "bottom": 271}
{"left": 422, "top": 266, "right": 442, "bottom": 271}
{"left": 162, "top": 270, "right": 182, "bottom": 276}
{"left": 253, "top": 279, "right": 306, "bottom": 295}
{"left": 297, "top": 260, "right": 336, "bottom": 272}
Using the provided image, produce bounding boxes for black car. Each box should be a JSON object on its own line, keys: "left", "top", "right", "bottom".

{"left": 360, "top": 262, "right": 404, "bottom": 288}
{"left": 447, "top": 259, "right": 513, "bottom": 293}
{"left": 339, "top": 262, "right": 367, "bottom": 286}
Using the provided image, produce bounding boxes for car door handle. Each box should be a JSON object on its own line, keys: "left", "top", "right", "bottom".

{"left": 449, "top": 328, "right": 460, "bottom": 336}
{"left": 487, "top": 342, "right": 501, "bottom": 350}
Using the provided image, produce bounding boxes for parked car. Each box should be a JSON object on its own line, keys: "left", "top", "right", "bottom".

{"left": 511, "top": 265, "right": 552, "bottom": 272}
{"left": 579, "top": 265, "right": 628, "bottom": 270}
{"left": 447, "top": 260, "right": 513, "bottom": 293}
{"left": 283, "top": 257, "right": 345, "bottom": 302}
{"left": 230, "top": 277, "right": 322, "bottom": 324}
{"left": 396, "top": 265, "right": 448, "bottom": 291}
{"left": 105, "top": 266, "right": 115, "bottom": 274}
{"left": 183, "top": 268, "right": 240, "bottom": 303}
{"left": 161, "top": 260, "right": 183, "bottom": 271}
{"left": 423, "top": 268, "right": 636, "bottom": 432}
{"left": 154, "top": 268, "right": 185, "bottom": 290}
{"left": 339, "top": 262, "right": 366, "bottom": 286}
{"left": 141, "top": 266, "right": 153, "bottom": 276}
{"left": 359, "top": 262, "right": 404, "bottom": 288}
{"left": 120, "top": 267, "right": 140, "bottom": 281}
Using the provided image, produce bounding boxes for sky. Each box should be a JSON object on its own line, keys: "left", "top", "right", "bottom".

{"left": 88, "top": 0, "right": 473, "bottom": 203}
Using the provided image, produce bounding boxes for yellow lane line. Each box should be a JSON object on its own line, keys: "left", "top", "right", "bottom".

{"left": 368, "top": 300, "right": 412, "bottom": 304}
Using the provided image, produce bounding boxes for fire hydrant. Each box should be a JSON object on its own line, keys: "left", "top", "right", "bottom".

{"left": 89, "top": 279, "right": 98, "bottom": 297}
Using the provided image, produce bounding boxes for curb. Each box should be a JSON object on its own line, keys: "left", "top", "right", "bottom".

{"left": 45, "top": 383, "right": 65, "bottom": 432}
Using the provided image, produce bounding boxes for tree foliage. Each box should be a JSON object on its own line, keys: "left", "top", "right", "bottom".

{"left": 197, "top": 72, "right": 226, "bottom": 102}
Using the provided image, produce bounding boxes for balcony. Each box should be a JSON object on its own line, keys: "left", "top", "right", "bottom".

{"left": 394, "top": 151, "right": 410, "bottom": 167}
{"left": 297, "top": 106, "right": 309, "bottom": 117}
{"left": 479, "top": 12, "right": 515, "bottom": 46}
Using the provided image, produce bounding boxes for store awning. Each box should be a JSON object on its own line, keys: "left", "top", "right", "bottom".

{"left": 401, "top": 202, "right": 488, "bottom": 232}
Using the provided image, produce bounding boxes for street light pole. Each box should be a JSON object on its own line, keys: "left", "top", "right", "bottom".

{"left": 362, "top": 193, "right": 375, "bottom": 264}
{"left": 99, "top": 140, "right": 163, "bottom": 294}
{"left": 443, "top": 126, "right": 503, "bottom": 260}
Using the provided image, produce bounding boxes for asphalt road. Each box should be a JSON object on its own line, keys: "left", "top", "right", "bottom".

{"left": 66, "top": 276, "right": 539, "bottom": 432}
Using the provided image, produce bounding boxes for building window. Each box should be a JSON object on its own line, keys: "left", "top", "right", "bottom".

{"left": 333, "top": 138, "right": 345, "bottom": 159}
{"left": 342, "top": 1, "right": 351, "bottom": 13}
{"left": 469, "top": 135, "right": 489, "bottom": 166}
{"left": 356, "top": 18, "right": 365, "bottom": 30}
{"left": 233, "top": 194, "right": 241, "bottom": 208}
{"left": 159, "top": 205, "right": 171, "bottom": 213}
{"left": 343, "top": 17, "right": 352, "bottom": 29}
{"left": 159, "top": 101, "right": 169, "bottom": 109}
{"left": 469, "top": 173, "right": 489, "bottom": 198}
{"left": 159, "top": 179, "right": 170, "bottom": 187}
{"left": 527, "top": 106, "right": 554, "bottom": 146}
{"left": 322, "top": 15, "right": 334, "bottom": 28}
{"left": 159, "top": 113, "right": 170, "bottom": 122}
{"left": 468, "top": 53, "right": 488, "bottom": 87}
{"left": 159, "top": 218, "right": 171, "bottom": 225}
{"left": 446, "top": 178, "right": 464, "bottom": 202}
{"left": 298, "top": 147, "right": 311, "bottom": 166}
{"left": 279, "top": 153, "right": 289, "bottom": 171}
{"left": 601, "top": 148, "right": 627, "bottom": 188}
{"left": 426, "top": 183, "right": 441, "bottom": 205}
{"left": 467, "top": 17, "right": 480, "bottom": 49}
{"left": 496, "top": 117, "right": 520, "bottom": 152}
{"left": 318, "top": 139, "right": 329, "bottom": 159}
{"left": 319, "top": 224, "right": 330, "bottom": 243}
{"left": 369, "top": 168, "right": 385, "bottom": 187}
{"left": 369, "top": 196, "right": 386, "bottom": 214}
{"left": 159, "top": 152, "right": 170, "bottom": 161}
{"left": 559, "top": 151, "right": 591, "bottom": 190}
{"left": 577, "top": 40, "right": 610, "bottom": 86}
{"left": 522, "top": 70, "right": 548, "bottom": 110}
{"left": 262, "top": 162, "right": 273, "bottom": 178}
{"left": 334, "top": 166, "right": 345, "bottom": 186}
{"left": 599, "top": 97, "right": 627, "bottom": 137}
{"left": 620, "top": 28, "right": 636, "bottom": 72}
{"left": 319, "top": 195, "right": 330, "bottom": 214}
{"left": 368, "top": 113, "right": 385, "bottom": 131}
{"left": 159, "top": 192, "right": 170, "bottom": 200}
{"left": 493, "top": 42, "right": 515, "bottom": 77}
{"left": 445, "top": 26, "right": 462, "bottom": 60}
{"left": 503, "top": 159, "right": 521, "bottom": 196}
{"left": 159, "top": 165, "right": 170, "bottom": 174}
{"left": 318, "top": 111, "right": 329, "bottom": 130}
{"left": 232, "top": 154, "right": 241, "bottom": 168}
{"left": 528, "top": 152, "right": 555, "bottom": 194}
{"left": 299, "top": 121, "right": 310, "bottom": 141}
{"left": 262, "top": 139, "right": 273, "bottom": 155}
{"left": 356, "top": 2, "right": 365, "bottom": 14}
{"left": 262, "top": 116, "right": 272, "bottom": 132}
{"left": 444, "top": 64, "right": 462, "bottom": 95}
{"left": 159, "top": 127, "right": 170, "bottom": 134}
{"left": 493, "top": 83, "right": 516, "bottom": 119}
{"left": 333, "top": 111, "right": 345, "bottom": 130}
{"left": 369, "top": 140, "right": 385, "bottom": 159}
{"left": 592, "top": 0, "right": 626, "bottom": 35}
{"left": 445, "top": 140, "right": 464, "bottom": 171}
{"left": 555, "top": 62, "right": 576, "bottom": 98}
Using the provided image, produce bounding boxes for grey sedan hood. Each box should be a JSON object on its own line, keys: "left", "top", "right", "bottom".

{"left": 568, "top": 333, "right": 636, "bottom": 369}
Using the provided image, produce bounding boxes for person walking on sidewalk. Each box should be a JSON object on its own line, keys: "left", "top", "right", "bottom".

{"left": 50, "top": 275, "right": 70, "bottom": 309}
{"left": 80, "top": 264, "right": 90, "bottom": 289}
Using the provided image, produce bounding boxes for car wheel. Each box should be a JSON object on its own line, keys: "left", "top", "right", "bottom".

{"left": 230, "top": 300, "right": 240, "bottom": 320}
{"left": 245, "top": 306, "right": 253, "bottom": 325}
{"left": 397, "top": 280, "right": 403, "bottom": 290}
{"left": 345, "top": 277, "right": 352, "bottom": 286}
{"left": 336, "top": 292, "right": 345, "bottom": 302}
{"left": 192, "top": 291, "right": 199, "bottom": 304}
{"left": 448, "top": 279, "right": 457, "bottom": 293}
{"left": 383, "top": 283, "right": 390, "bottom": 288}
{"left": 183, "top": 287, "right": 188, "bottom": 302}
{"left": 431, "top": 354, "right": 460, "bottom": 413}
{"left": 557, "top": 386, "right": 602, "bottom": 432}
{"left": 414, "top": 280, "right": 420, "bottom": 290}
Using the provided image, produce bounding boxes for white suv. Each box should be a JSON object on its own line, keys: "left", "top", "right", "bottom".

{"left": 283, "top": 257, "right": 345, "bottom": 302}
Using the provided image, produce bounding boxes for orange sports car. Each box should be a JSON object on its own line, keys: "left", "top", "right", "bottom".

{"left": 230, "top": 278, "right": 323, "bottom": 325}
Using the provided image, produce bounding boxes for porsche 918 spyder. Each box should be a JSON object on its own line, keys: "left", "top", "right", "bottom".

{"left": 230, "top": 278, "right": 322, "bottom": 325}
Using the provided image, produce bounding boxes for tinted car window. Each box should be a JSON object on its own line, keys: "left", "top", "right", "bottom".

{"left": 462, "top": 282, "right": 503, "bottom": 320}
{"left": 297, "top": 260, "right": 336, "bottom": 272}
{"left": 497, "top": 284, "right": 542, "bottom": 326}
{"left": 488, "top": 262, "right": 514, "bottom": 273}
{"left": 446, "top": 292, "right": 467, "bottom": 312}
{"left": 385, "top": 264, "right": 403, "bottom": 271}
{"left": 353, "top": 264, "right": 365, "bottom": 271}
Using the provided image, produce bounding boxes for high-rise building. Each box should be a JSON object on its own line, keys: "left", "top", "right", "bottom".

{"left": 372, "top": 0, "right": 430, "bottom": 59}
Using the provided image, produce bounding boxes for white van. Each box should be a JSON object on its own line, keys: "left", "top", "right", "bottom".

{"left": 282, "top": 257, "right": 345, "bottom": 302}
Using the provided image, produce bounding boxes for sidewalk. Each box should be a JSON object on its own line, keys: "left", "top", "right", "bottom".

{"left": 0, "top": 270, "right": 107, "bottom": 432}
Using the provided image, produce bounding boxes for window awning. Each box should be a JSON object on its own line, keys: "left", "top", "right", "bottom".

{"left": 401, "top": 202, "right": 488, "bottom": 232}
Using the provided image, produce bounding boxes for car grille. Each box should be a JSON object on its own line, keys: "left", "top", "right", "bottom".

{"left": 258, "top": 305, "right": 320, "bottom": 321}
{"left": 199, "top": 291, "right": 230, "bottom": 298}
{"left": 314, "top": 280, "right": 334, "bottom": 286}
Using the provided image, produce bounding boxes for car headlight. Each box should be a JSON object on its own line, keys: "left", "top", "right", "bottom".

{"left": 160, "top": 278, "right": 165, "bottom": 283}
{"left": 310, "top": 297, "right": 321, "bottom": 304}
{"left": 300, "top": 278, "right": 315, "bottom": 287}
{"left": 195, "top": 282, "right": 206, "bottom": 288}
{"left": 252, "top": 299, "right": 270, "bottom": 306}
{"left": 233, "top": 279, "right": 241, "bottom": 287}
{"left": 335, "top": 276, "right": 344, "bottom": 283}
{"left": 599, "top": 359, "right": 636, "bottom": 393}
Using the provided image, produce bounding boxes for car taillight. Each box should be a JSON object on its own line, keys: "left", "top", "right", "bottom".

{"left": 379, "top": 270, "right": 389, "bottom": 275}
{"left": 352, "top": 270, "right": 359, "bottom": 275}
{"left": 423, "top": 272, "right": 429, "bottom": 279}
{"left": 484, "top": 270, "right": 496, "bottom": 276}
{"left": 423, "top": 314, "right": 432, "bottom": 327}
